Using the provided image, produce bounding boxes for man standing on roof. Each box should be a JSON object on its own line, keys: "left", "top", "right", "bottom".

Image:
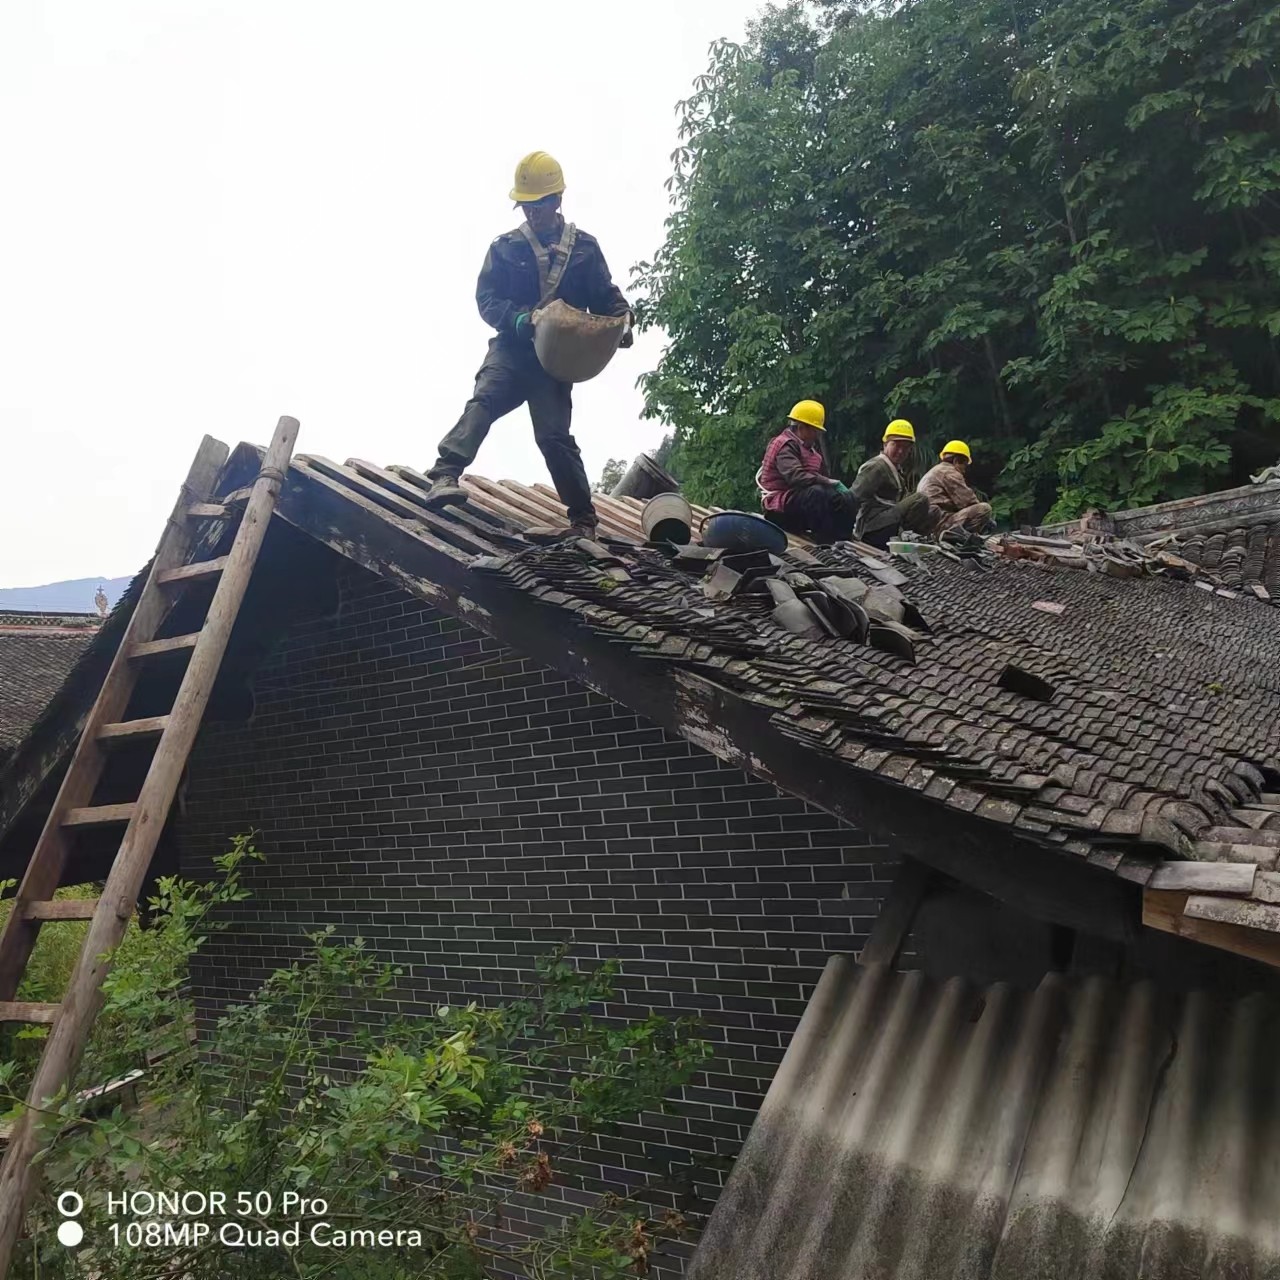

{"left": 757, "top": 400, "right": 859, "bottom": 544}
{"left": 917, "top": 441, "right": 995, "bottom": 535}
{"left": 422, "top": 151, "right": 633, "bottom": 537}
{"left": 852, "top": 420, "right": 934, "bottom": 549}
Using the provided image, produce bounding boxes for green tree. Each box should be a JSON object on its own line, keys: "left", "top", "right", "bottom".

{"left": 651, "top": 433, "right": 681, "bottom": 479}
{"left": 593, "top": 457, "right": 628, "bottom": 493}
{"left": 5, "top": 839, "right": 710, "bottom": 1279}
{"left": 634, "top": 0, "right": 1280, "bottom": 522}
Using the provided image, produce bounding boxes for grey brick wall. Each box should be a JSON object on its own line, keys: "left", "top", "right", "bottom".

{"left": 177, "top": 551, "right": 894, "bottom": 1275}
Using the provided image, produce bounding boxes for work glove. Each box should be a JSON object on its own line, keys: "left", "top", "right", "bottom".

{"left": 514, "top": 312, "right": 534, "bottom": 341}
{"left": 619, "top": 311, "right": 635, "bottom": 349}
{"left": 833, "top": 481, "right": 850, "bottom": 494}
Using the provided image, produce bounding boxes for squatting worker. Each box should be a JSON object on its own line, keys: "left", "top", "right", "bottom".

{"left": 852, "top": 419, "right": 934, "bottom": 549}
{"left": 423, "top": 151, "right": 633, "bottom": 537}
{"left": 917, "top": 440, "right": 995, "bottom": 534}
{"left": 757, "top": 400, "right": 859, "bottom": 544}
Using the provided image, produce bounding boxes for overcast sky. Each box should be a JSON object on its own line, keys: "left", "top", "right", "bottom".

{"left": 0, "top": 0, "right": 755, "bottom": 588}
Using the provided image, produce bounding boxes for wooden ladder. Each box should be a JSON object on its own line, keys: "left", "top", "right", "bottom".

{"left": 0, "top": 416, "right": 298, "bottom": 1273}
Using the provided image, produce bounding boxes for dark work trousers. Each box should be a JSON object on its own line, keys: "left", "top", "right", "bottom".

{"left": 773, "top": 484, "right": 859, "bottom": 544}
{"left": 859, "top": 492, "right": 933, "bottom": 549}
{"left": 428, "top": 336, "right": 596, "bottom": 526}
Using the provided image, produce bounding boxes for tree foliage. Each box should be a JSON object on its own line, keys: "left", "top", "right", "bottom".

{"left": 593, "top": 458, "right": 628, "bottom": 494}
{"left": 6, "top": 838, "right": 709, "bottom": 1279}
{"left": 634, "top": 0, "right": 1280, "bottom": 522}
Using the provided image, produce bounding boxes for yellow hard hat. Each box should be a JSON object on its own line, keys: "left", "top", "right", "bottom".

{"left": 788, "top": 399, "right": 826, "bottom": 431}
{"left": 884, "top": 419, "right": 916, "bottom": 442}
{"left": 510, "top": 151, "right": 566, "bottom": 203}
{"left": 940, "top": 439, "right": 972, "bottom": 461}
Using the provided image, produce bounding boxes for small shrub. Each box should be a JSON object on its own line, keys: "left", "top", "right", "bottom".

{"left": 2, "top": 837, "right": 710, "bottom": 1278}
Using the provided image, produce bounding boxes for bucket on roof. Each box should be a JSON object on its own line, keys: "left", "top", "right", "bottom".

{"left": 531, "top": 299, "right": 628, "bottom": 384}
{"left": 611, "top": 453, "right": 679, "bottom": 500}
{"left": 642, "top": 492, "right": 693, "bottom": 545}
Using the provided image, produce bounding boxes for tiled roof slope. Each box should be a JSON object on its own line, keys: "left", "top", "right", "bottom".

{"left": 10, "top": 450, "right": 1277, "bottom": 937}
{"left": 472, "top": 510, "right": 1280, "bottom": 868}
{"left": 276, "top": 455, "right": 1280, "bottom": 884}
{"left": 689, "top": 955, "right": 1280, "bottom": 1280}
{"left": 0, "top": 612, "right": 100, "bottom": 757}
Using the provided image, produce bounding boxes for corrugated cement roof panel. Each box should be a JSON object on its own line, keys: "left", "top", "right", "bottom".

{"left": 690, "top": 956, "right": 1280, "bottom": 1280}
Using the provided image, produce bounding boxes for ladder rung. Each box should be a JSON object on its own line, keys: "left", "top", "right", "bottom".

{"left": 62, "top": 803, "right": 136, "bottom": 828}
{"left": 98, "top": 716, "right": 171, "bottom": 743}
{"left": 0, "top": 1003, "right": 60, "bottom": 1025}
{"left": 187, "top": 502, "right": 233, "bottom": 519}
{"left": 158, "top": 556, "right": 229, "bottom": 585}
{"left": 130, "top": 633, "right": 201, "bottom": 660}
{"left": 23, "top": 899, "right": 99, "bottom": 922}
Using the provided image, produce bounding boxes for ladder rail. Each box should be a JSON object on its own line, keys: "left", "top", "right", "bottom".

{"left": 0, "top": 417, "right": 299, "bottom": 1275}
{"left": 0, "top": 435, "right": 230, "bottom": 1001}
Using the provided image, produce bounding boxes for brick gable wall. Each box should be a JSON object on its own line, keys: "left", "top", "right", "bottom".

{"left": 177, "top": 549, "right": 894, "bottom": 1275}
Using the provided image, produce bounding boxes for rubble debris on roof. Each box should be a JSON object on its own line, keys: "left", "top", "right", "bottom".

{"left": 1034, "top": 478, "right": 1280, "bottom": 601}
{"left": 0, "top": 611, "right": 101, "bottom": 758}
{"left": 689, "top": 954, "right": 1280, "bottom": 1280}
{"left": 992, "top": 528, "right": 1276, "bottom": 604}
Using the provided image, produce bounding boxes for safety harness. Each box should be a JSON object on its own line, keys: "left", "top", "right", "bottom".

{"left": 518, "top": 221, "right": 579, "bottom": 306}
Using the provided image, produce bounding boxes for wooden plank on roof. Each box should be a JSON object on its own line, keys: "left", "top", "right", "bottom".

{"left": 526, "top": 482, "right": 636, "bottom": 541}
{"left": 351, "top": 460, "right": 524, "bottom": 541}
{"left": 288, "top": 457, "right": 476, "bottom": 563}
{"left": 300, "top": 456, "right": 498, "bottom": 558}
{"left": 460, "top": 475, "right": 562, "bottom": 529}
{"left": 590, "top": 495, "right": 650, "bottom": 539}
{"left": 393, "top": 465, "right": 524, "bottom": 532}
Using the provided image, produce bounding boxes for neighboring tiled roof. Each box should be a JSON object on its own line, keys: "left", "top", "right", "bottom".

{"left": 1039, "top": 477, "right": 1280, "bottom": 540}
{"left": 688, "top": 955, "right": 1280, "bottom": 1280}
{"left": 0, "top": 610, "right": 101, "bottom": 634}
{"left": 270, "top": 455, "right": 1280, "bottom": 884}
{"left": 0, "top": 613, "right": 100, "bottom": 757}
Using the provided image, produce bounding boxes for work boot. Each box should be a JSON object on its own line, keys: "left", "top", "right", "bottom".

{"left": 569, "top": 517, "right": 599, "bottom": 540}
{"left": 423, "top": 476, "right": 468, "bottom": 509}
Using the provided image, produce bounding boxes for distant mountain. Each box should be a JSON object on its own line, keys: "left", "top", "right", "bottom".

{"left": 0, "top": 576, "right": 132, "bottom": 614}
